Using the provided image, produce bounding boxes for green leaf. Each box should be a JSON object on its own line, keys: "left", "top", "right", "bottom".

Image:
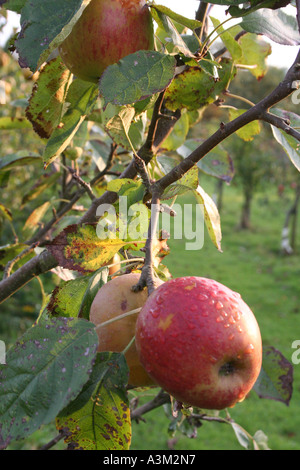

{"left": 161, "top": 165, "right": 199, "bottom": 200}
{"left": 99, "top": 50, "right": 176, "bottom": 108}
{"left": 164, "top": 59, "right": 236, "bottom": 112}
{"left": 14, "top": 0, "right": 92, "bottom": 71}
{"left": 47, "top": 268, "right": 109, "bottom": 319}
{"left": 177, "top": 139, "right": 235, "bottom": 183}
{"left": 253, "top": 346, "right": 293, "bottom": 406}
{"left": 56, "top": 352, "right": 131, "bottom": 450}
{"left": 26, "top": 56, "right": 72, "bottom": 139}
{"left": 229, "top": 0, "right": 293, "bottom": 17}
{"left": 238, "top": 32, "right": 272, "bottom": 80}
{"left": 231, "top": 422, "right": 252, "bottom": 450}
{"left": 241, "top": 8, "right": 300, "bottom": 46}
{"left": 270, "top": 109, "right": 300, "bottom": 172}
{"left": 210, "top": 17, "right": 243, "bottom": 63}
{"left": 160, "top": 111, "right": 190, "bottom": 152}
{"left": 105, "top": 107, "right": 136, "bottom": 152}
{"left": 43, "top": 79, "right": 98, "bottom": 168}
{"left": 106, "top": 179, "right": 146, "bottom": 207}
{"left": 0, "top": 317, "right": 98, "bottom": 449}
{"left": 193, "top": 185, "right": 222, "bottom": 251}
{"left": 3, "top": 0, "right": 27, "bottom": 13}
{"left": 150, "top": 4, "right": 202, "bottom": 31}
{"left": 150, "top": 7, "right": 196, "bottom": 57}
{"left": 21, "top": 172, "right": 61, "bottom": 208}
{"left": 0, "top": 243, "right": 31, "bottom": 268}
{"left": 229, "top": 109, "right": 261, "bottom": 141}
{"left": 0, "top": 152, "right": 42, "bottom": 171}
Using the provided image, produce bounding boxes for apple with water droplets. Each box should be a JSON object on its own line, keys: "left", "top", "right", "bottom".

{"left": 59, "top": 0, "right": 154, "bottom": 83}
{"left": 135, "top": 276, "right": 262, "bottom": 410}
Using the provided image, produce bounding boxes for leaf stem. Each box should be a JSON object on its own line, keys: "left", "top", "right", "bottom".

{"left": 95, "top": 308, "right": 142, "bottom": 331}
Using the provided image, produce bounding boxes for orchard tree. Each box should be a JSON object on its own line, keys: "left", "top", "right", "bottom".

{"left": 0, "top": 0, "right": 299, "bottom": 451}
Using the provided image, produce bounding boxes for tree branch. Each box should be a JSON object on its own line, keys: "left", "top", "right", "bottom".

{"left": 261, "top": 111, "right": 300, "bottom": 141}
{"left": 153, "top": 51, "right": 300, "bottom": 195}
{"left": 131, "top": 191, "right": 162, "bottom": 295}
{"left": 1, "top": 51, "right": 299, "bottom": 306}
{"left": 130, "top": 389, "right": 170, "bottom": 421}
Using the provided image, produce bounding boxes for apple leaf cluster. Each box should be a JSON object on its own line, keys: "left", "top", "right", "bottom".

{"left": 0, "top": 0, "right": 299, "bottom": 451}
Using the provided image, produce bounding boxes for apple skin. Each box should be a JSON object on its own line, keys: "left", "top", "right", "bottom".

{"left": 59, "top": 0, "right": 154, "bottom": 83}
{"left": 135, "top": 276, "right": 262, "bottom": 410}
{"left": 90, "top": 272, "right": 163, "bottom": 387}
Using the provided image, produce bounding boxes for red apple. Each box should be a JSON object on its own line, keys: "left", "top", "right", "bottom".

{"left": 59, "top": 0, "right": 154, "bottom": 83}
{"left": 90, "top": 272, "right": 163, "bottom": 387}
{"left": 135, "top": 276, "right": 262, "bottom": 410}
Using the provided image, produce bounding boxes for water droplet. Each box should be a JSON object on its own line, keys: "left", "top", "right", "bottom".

{"left": 244, "top": 344, "right": 254, "bottom": 354}
{"left": 236, "top": 325, "right": 243, "bottom": 333}
{"left": 216, "top": 301, "right": 223, "bottom": 310}
{"left": 209, "top": 355, "right": 218, "bottom": 364}
{"left": 228, "top": 315, "right": 236, "bottom": 324}
{"left": 150, "top": 308, "right": 159, "bottom": 318}
{"left": 198, "top": 293, "right": 208, "bottom": 301}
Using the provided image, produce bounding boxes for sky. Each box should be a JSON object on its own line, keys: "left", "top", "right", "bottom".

{"left": 0, "top": 0, "right": 299, "bottom": 70}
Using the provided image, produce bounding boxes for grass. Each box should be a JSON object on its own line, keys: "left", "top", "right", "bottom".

{"left": 129, "top": 177, "right": 300, "bottom": 451}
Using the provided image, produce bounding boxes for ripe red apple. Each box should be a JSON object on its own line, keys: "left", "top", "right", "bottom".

{"left": 90, "top": 272, "right": 163, "bottom": 387}
{"left": 135, "top": 276, "right": 262, "bottom": 410}
{"left": 59, "top": 0, "right": 154, "bottom": 83}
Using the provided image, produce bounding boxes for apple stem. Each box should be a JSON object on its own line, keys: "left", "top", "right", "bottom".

{"left": 122, "top": 335, "right": 136, "bottom": 355}
{"left": 95, "top": 307, "right": 142, "bottom": 331}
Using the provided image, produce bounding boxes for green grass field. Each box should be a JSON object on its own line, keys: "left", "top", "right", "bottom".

{"left": 129, "top": 178, "right": 300, "bottom": 451}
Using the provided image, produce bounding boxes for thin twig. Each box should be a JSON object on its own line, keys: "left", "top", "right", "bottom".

{"left": 3, "top": 243, "right": 39, "bottom": 280}
{"left": 130, "top": 389, "right": 170, "bottom": 422}
{"left": 262, "top": 111, "right": 300, "bottom": 141}
{"left": 132, "top": 191, "right": 162, "bottom": 295}
{"left": 40, "top": 430, "right": 67, "bottom": 450}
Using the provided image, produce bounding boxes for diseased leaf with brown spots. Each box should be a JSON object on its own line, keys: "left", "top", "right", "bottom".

{"left": 46, "top": 223, "right": 133, "bottom": 273}
{"left": 253, "top": 346, "right": 293, "bottom": 406}
{"left": 26, "top": 56, "right": 72, "bottom": 139}
{"left": 164, "top": 59, "right": 236, "bottom": 112}
{"left": 56, "top": 352, "right": 131, "bottom": 450}
{"left": 0, "top": 317, "right": 98, "bottom": 449}
{"left": 47, "top": 267, "right": 109, "bottom": 319}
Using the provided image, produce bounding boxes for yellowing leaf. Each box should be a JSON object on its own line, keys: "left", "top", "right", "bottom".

{"left": 229, "top": 109, "right": 261, "bottom": 142}
{"left": 26, "top": 56, "right": 72, "bottom": 139}
{"left": 193, "top": 185, "right": 222, "bottom": 251}
{"left": 56, "top": 353, "right": 131, "bottom": 450}
{"left": 47, "top": 223, "right": 139, "bottom": 273}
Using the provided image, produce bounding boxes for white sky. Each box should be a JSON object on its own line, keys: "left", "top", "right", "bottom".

{"left": 1, "top": 1, "right": 299, "bottom": 69}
